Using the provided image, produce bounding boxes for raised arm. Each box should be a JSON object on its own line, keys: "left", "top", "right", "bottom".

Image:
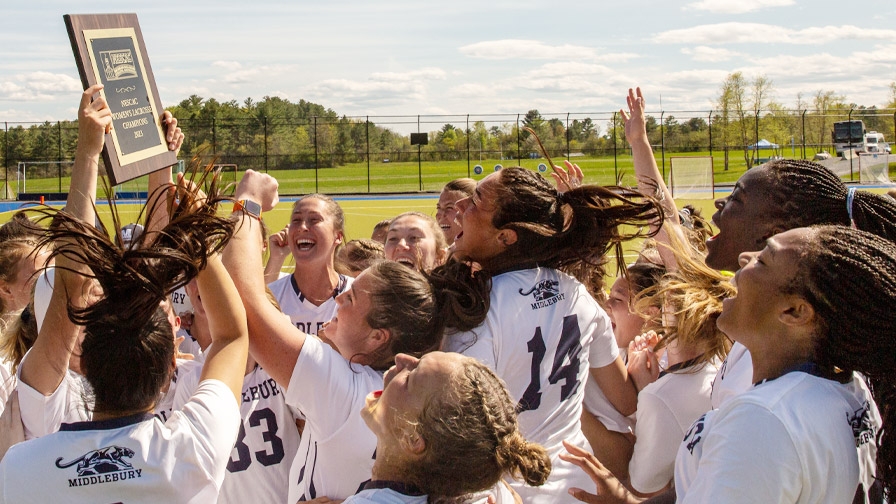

{"left": 222, "top": 170, "right": 306, "bottom": 386}
{"left": 195, "top": 253, "right": 249, "bottom": 402}
{"left": 19, "top": 84, "right": 110, "bottom": 394}
{"left": 145, "top": 110, "right": 184, "bottom": 234}
{"left": 621, "top": 88, "right": 685, "bottom": 270}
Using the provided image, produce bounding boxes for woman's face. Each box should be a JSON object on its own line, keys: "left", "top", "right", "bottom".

{"left": 705, "top": 167, "right": 778, "bottom": 272}
{"left": 436, "top": 189, "right": 467, "bottom": 244}
{"left": 288, "top": 198, "right": 343, "bottom": 267}
{"left": 362, "top": 352, "right": 464, "bottom": 440}
{"left": 1, "top": 246, "right": 52, "bottom": 313}
{"left": 384, "top": 215, "right": 446, "bottom": 272}
{"left": 606, "top": 277, "right": 645, "bottom": 349}
{"left": 716, "top": 227, "right": 809, "bottom": 350}
{"left": 327, "top": 271, "right": 381, "bottom": 362}
{"left": 453, "top": 173, "right": 507, "bottom": 264}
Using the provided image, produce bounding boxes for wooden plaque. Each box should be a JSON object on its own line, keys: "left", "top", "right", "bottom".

{"left": 65, "top": 13, "right": 176, "bottom": 185}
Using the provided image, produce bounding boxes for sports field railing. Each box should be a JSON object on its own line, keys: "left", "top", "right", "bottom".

{"left": 2, "top": 108, "right": 895, "bottom": 199}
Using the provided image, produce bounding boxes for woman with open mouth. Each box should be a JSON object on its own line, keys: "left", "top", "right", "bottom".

{"left": 383, "top": 211, "right": 448, "bottom": 272}
{"left": 223, "top": 170, "right": 491, "bottom": 502}
{"left": 563, "top": 225, "right": 896, "bottom": 504}
{"left": 441, "top": 161, "right": 663, "bottom": 502}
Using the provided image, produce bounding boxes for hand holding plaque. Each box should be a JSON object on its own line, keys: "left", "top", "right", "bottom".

{"left": 65, "top": 13, "right": 177, "bottom": 185}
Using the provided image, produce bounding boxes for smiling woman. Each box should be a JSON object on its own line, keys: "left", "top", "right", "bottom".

{"left": 223, "top": 170, "right": 491, "bottom": 502}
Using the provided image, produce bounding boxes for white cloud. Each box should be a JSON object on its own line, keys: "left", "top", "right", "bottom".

{"left": 685, "top": 0, "right": 794, "bottom": 14}
{"left": 369, "top": 68, "right": 447, "bottom": 82}
{"left": 458, "top": 40, "right": 638, "bottom": 63}
{"left": 682, "top": 46, "right": 741, "bottom": 62}
{"left": 211, "top": 60, "right": 242, "bottom": 70}
{"left": 654, "top": 23, "right": 896, "bottom": 45}
{"left": 0, "top": 72, "right": 82, "bottom": 102}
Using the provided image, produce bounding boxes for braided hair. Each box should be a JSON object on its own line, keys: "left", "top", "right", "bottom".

{"left": 761, "top": 159, "right": 896, "bottom": 240}
{"left": 404, "top": 356, "right": 551, "bottom": 499}
{"left": 783, "top": 225, "right": 896, "bottom": 497}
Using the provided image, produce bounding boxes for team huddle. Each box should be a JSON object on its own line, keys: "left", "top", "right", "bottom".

{"left": 0, "top": 85, "right": 895, "bottom": 504}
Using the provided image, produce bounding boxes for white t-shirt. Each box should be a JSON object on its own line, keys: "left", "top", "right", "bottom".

{"left": 444, "top": 267, "right": 618, "bottom": 503}
{"left": 344, "top": 487, "right": 428, "bottom": 504}
{"left": 710, "top": 341, "right": 753, "bottom": 409}
{"left": 172, "top": 363, "right": 301, "bottom": 504}
{"left": 583, "top": 372, "right": 635, "bottom": 435}
{"left": 628, "top": 359, "right": 718, "bottom": 494}
{"left": 170, "top": 285, "right": 193, "bottom": 316}
{"left": 268, "top": 274, "right": 352, "bottom": 335}
{"left": 16, "top": 359, "right": 91, "bottom": 439}
{"left": 0, "top": 379, "right": 240, "bottom": 503}
{"left": 675, "top": 371, "right": 871, "bottom": 504}
{"left": 285, "top": 334, "right": 382, "bottom": 502}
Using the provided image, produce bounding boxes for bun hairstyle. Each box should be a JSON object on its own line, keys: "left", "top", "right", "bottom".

{"left": 359, "top": 260, "right": 489, "bottom": 371}
{"left": 405, "top": 358, "right": 550, "bottom": 498}
{"left": 33, "top": 167, "right": 235, "bottom": 414}
{"left": 784, "top": 225, "right": 896, "bottom": 497}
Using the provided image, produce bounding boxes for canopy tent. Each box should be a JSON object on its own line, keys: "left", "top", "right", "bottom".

{"left": 748, "top": 139, "right": 780, "bottom": 149}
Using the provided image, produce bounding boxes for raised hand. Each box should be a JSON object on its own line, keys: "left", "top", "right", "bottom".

{"left": 552, "top": 160, "right": 584, "bottom": 192}
{"left": 620, "top": 87, "right": 648, "bottom": 145}
{"left": 560, "top": 441, "right": 642, "bottom": 504}
{"left": 235, "top": 169, "right": 279, "bottom": 212}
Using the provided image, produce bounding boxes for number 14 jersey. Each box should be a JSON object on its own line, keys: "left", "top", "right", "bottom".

{"left": 444, "top": 267, "right": 618, "bottom": 503}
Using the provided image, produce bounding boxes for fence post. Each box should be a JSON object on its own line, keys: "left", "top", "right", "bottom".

{"left": 57, "top": 121, "right": 63, "bottom": 193}
{"left": 848, "top": 107, "right": 854, "bottom": 181}
{"left": 263, "top": 116, "right": 268, "bottom": 173}
{"left": 613, "top": 111, "right": 618, "bottom": 182}
{"left": 566, "top": 113, "right": 571, "bottom": 160}
{"left": 212, "top": 117, "right": 217, "bottom": 156}
{"left": 366, "top": 116, "right": 370, "bottom": 193}
{"left": 4, "top": 121, "right": 8, "bottom": 200}
{"left": 660, "top": 110, "right": 666, "bottom": 181}
{"left": 312, "top": 116, "right": 319, "bottom": 193}
{"left": 466, "top": 114, "right": 470, "bottom": 180}
{"left": 708, "top": 110, "right": 713, "bottom": 163}
{"left": 516, "top": 114, "right": 521, "bottom": 164}
{"left": 801, "top": 110, "right": 807, "bottom": 159}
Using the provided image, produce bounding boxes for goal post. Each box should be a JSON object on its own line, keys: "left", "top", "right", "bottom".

{"left": 16, "top": 160, "right": 75, "bottom": 196}
{"left": 667, "top": 156, "right": 714, "bottom": 199}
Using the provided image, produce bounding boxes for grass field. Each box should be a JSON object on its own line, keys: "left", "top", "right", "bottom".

{"left": 10, "top": 150, "right": 892, "bottom": 199}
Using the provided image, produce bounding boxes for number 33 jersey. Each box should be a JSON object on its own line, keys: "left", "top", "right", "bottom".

{"left": 444, "top": 267, "right": 618, "bottom": 503}
{"left": 173, "top": 364, "right": 301, "bottom": 504}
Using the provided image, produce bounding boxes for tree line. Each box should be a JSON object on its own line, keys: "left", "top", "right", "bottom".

{"left": 3, "top": 79, "right": 895, "bottom": 175}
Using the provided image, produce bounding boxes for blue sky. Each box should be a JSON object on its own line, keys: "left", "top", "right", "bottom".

{"left": 2, "top": 0, "right": 895, "bottom": 129}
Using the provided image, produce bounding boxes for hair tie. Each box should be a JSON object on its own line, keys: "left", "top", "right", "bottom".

{"left": 846, "top": 187, "right": 857, "bottom": 228}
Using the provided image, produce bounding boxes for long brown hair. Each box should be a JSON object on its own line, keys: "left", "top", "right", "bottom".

{"left": 32, "top": 167, "right": 235, "bottom": 414}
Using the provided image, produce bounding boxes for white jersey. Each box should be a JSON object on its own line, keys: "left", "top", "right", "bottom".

{"left": 285, "top": 334, "right": 382, "bottom": 502}
{"left": 170, "top": 285, "right": 193, "bottom": 315}
{"left": 628, "top": 359, "right": 718, "bottom": 494}
{"left": 583, "top": 372, "right": 635, "bottom": 435}
{"left": 675, "top": 371, "right": 873, "bottom": 504}
{"left": 172, "top": 364, "right": 301, "bottom": 504}
{"left": 16, "top": 356, "right": 91, "bottom": 439}
{"left": 0, "top": 379, "right": 240, "bottom": 503}
{"left": 444, "top": 267, "right": 618, "bottom": 503}
{"left": 710, "top": 341, "right": 753, "bottom": 409}
{"left": 268, "top": 274, "right": 352, "bottom": 335}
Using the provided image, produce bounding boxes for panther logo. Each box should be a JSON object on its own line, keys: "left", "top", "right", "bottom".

{"left": 847, "top": 402, "right": 876, "bottom": 447}
{"left": 519, "top": 280, "right": 560, "bottom": 301}
{"left": 55, "top": 446, "right": 136, "bottom": 476}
